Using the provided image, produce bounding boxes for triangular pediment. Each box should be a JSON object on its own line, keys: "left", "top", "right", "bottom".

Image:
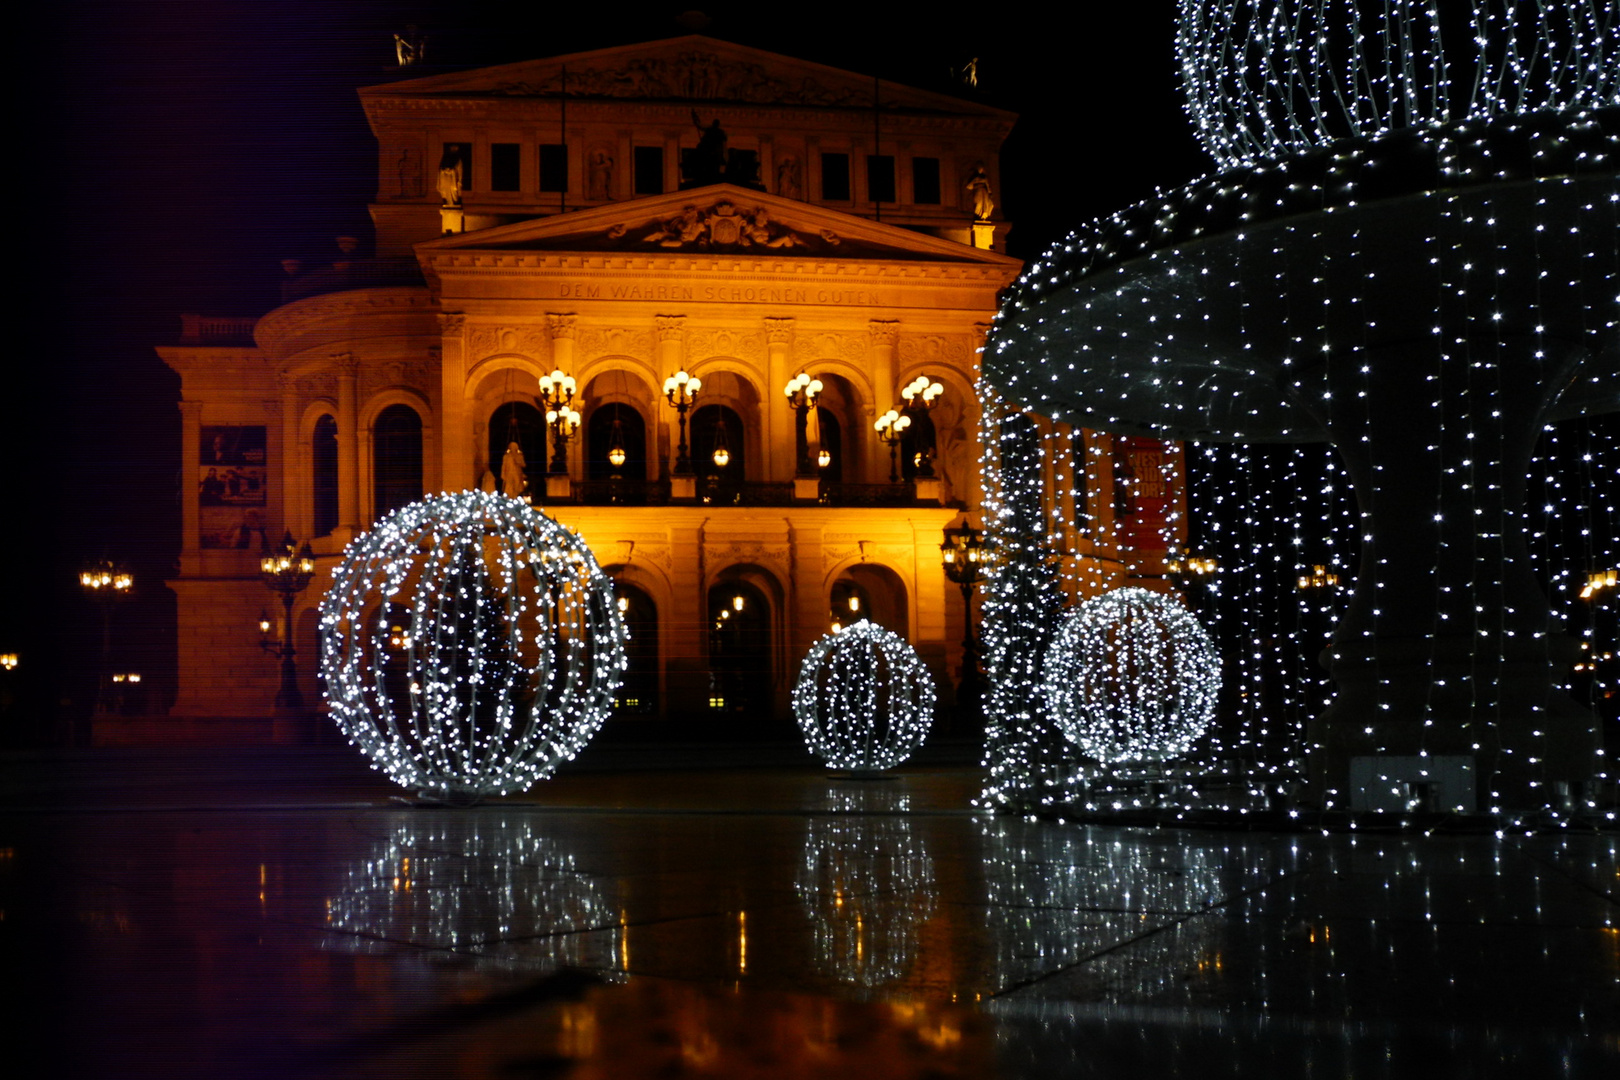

{"left": 362, "top": 35, "right": 1012, "bottom": 119}
{"left": 418, "top": 185, "right": 1021, "bottom": 266}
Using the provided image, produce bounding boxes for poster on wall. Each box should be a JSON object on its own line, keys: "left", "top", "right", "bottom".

{"left": 199, "top": 425, "right": 268, "bottom": 549}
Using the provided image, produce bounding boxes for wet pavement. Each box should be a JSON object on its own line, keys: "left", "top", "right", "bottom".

{"left": 3, "top": 744, "right": 1617, "bottom": 1078}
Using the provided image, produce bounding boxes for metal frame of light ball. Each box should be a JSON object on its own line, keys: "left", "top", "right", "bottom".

{"left": 793, "top": 620, "right": 937, "bottom": 771}
{"left": 1043, "top": 586, "right": 1221, "bottom": 765}
{"left": 319, "top": 490, "right": 626, "bottom": 800}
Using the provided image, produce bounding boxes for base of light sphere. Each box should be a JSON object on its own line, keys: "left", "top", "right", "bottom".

{"left": 319, "top": 490, "right": 626, "bottom": 801}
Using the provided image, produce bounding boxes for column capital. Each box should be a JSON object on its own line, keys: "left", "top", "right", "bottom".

{"left": 546, "top": 312, "right": 578, "bottom": 339}
{"left": 868, "top": 319, "right": 900, "bottom": 347}
{"left": 763, "top": 316, "right": 796, "bottom": 344}
{"left": 654, "top": 315, "right": 687, "bottom": 342}
{"left": 437, "top": 311, "right": 466, "bottom": 334}
{"left": 331, "top": 352, "right": 360, "bottom": 377}
{"left": 276, "top": 371, "right": 300, "bottom": 394}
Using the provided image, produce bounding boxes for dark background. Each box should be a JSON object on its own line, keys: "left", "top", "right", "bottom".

{"left": 5, "top": 2, "right": 1206, "bottom": 726}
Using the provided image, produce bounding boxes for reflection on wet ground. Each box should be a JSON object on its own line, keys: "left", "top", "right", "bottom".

{"left": 4, "top": 748, "right": 1617, "bottom": 1077}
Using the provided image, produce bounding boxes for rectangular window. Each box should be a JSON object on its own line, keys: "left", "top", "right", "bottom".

{"left": 912, "top": 156, "right": 941, "bottom": 204}
{"left": 867, "top": 154, "right": 896, "bottom": 204}
{"left": 441, "top": 142, "right": 472, "bottom": 192}
{"left": 821, "top": 152, "right": 850, "bottom": 201}
{"left": 490, "top": 143, "right": 521, "bottom": 191}
{"left": 539, "top": 143, "right": 569, "bottom": 192}
{"left": 634, "top": 146, "right": 664, "bottom": 194}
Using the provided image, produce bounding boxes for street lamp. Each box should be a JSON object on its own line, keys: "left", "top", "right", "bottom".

{"left": 663, "top": 369, "right": 702, "bottom": 474}
{"left": 940, "top": 521, "right": 987, "bottom": 727}
{"left": 538, "top": 369, "right": 580, "bottom": 474}
{"left": 260, "top": 532, "right": 316, "bottom": 710}
{"left": 783, "top": 372, "right": 823, "bottom": 477}
{"left": 874, "top": 409, "right": 911, "bottom": 484}
{"left": 80, "top": 559, "right": 133, "bottom": 715}
{"left": 899, "top": 375, "right": 944, "bottom": 477}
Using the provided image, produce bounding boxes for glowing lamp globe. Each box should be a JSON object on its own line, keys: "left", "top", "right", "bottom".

{"left": 319, "top": 491, "right": 625, "bottom": 801}
{"left": 1043, "top": 587, "right": 1220, "bottom": 764}
{"left": 793, "top": 621, "right": 936, "bottom": 771}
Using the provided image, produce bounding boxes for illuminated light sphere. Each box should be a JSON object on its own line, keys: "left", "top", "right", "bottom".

{"left": 319, "top": 490, "right": 625, "bottom": 801}
{"left": 1043, "top": 587, "right": 1220, "bottom": 764}
{"left": 793, "top": 620, "right": 936, "bottom": 770}
{"left": 1177, "top": 0, "right": 1619, "bottom": 168}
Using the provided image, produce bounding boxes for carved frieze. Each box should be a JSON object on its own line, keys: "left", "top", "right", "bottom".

{"left": 489, "top": 51, "right": 877, "bottom": 107}
{"left": 636, "top": 201, "right": 813, "bottom": 250}
{"left": 575, "top": 327, "right": 655, "bottom": 361}
{"left": 792, "top": 331, "right": 867, "bottom": 365}
{"left": 898, "top": 334, "right": 975, "bottom": 368}
{"left": 686, "top": 328, "right": 763, "bottom": 362}
{"left": 469, "top": 325, "right": 549, "bottom": 359}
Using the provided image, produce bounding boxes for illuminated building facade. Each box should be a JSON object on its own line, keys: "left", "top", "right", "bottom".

{"left": 158, "top": 37, "right": 1184, "bottom": 730}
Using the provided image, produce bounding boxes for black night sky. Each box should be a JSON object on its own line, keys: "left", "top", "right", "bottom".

{"left": 7, "top": 3, "right": 1205, "bottom": 722}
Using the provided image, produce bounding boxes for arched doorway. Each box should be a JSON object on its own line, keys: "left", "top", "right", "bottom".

{"left": 488, "top": 402, "right": 547, "bottom": 495}
{"left": 374, "top": 404, "right": 423, "bottom": 519}
{"left": 815, "top": 407, "right": 843, "bottom": 482}
{"left": 830, "top": 564, "right": 909, "bottom": 638}
{"left": 901, "top": 411, "right": 937, "bottom": 480}
{"left": 707, "top": 579, "right": 772, "bottom": 715}
{"left": 587, "top": 403, "right": 648, "bottom": 480}
{"left": 693, "top": 404, "right": 745, "bottom": 503}
{"left": 612, "top": 581, "right": 658, "bottom": 714}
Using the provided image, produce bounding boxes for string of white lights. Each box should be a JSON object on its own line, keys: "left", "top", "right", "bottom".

{"left": 319, "top": 490, "right": 626, "bottom": 801}
{"left": 793, "top": 620, "right": 936, "bottom": 771}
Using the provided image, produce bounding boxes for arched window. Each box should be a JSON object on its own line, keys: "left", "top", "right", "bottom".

{"left": 900, "top": 411, "right": 937, "bottom": 481}
{"left": 692, "top": 404, "right": 744, "bottom": 502}
{"left": 612, "top": 582, "right": 658, "bottom": 714}
{"left": 312, "top": 414, "right": 338, "bottom": 537}
{"left": 488, "top": 402, "right": 546, "bottom": 495}
{"left": 373, "top": 404, "right": 423, "bottom": 519}
{"left": 707, "top": 579, "right": 772, "bottom": 714}
{"left": 815, "top": 406, "right": 843, "bottom": 482}
{"left": 587, "top": 404, "right": 648, "bottom": 480}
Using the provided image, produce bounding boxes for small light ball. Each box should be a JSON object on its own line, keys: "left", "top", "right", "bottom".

{"left": 793, "top": 620, "right": 936, "bottom": 770}
{"left": 319, "top": 491, "right": 625, "bottom": 800}
{"left": 1043, "top": 586, "right": 1220, "bottom": 763}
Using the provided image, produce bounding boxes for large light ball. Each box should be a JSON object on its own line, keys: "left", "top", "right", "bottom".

{"left": 793, "top": 620, "right": 936, "bottom": 770}
{"left": 1043, "top": 587, "right": 1220, "bottom": 764}
{"left": 319, "top": 491, "right": 625, "bottom": 800}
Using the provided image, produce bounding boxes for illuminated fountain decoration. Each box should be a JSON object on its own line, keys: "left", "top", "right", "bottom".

{"left": 796, "top": 788, "right": 937, "bottom": 989}
{"left": 325, "top": 817, "right": 626, "bottom": 976}
{"left": 1044, "top": 587, "right": 1219, "bottom": 764}
{"left": 793, "top": 620, "right": 936, "bottom": 771}
{"left": 981, "top": 1, "right": 1618, "bottom": 814}
{"left": 319, "top": 491, "right": 626, "bottom": 801}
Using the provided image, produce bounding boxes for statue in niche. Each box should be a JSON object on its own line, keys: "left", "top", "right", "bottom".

{"left": 501, "top": 441, "right": 528, "bottom": 498}
{"left": 966, "top": 164, "right": 994, "bottom": 220}
{"left": 689, "top": 111, "right": 728, "bottom": 186}
{"left": 588, "top": 150, "right": 614, "bottom": 201}
{"left": 395, "top": 148, "right": 423, "bottom": 198}
{"left": 437, "top": 148, "right": 464, "bottom": 208}
{"left": 776, "top": 155, "right": 802, "bottom": 200}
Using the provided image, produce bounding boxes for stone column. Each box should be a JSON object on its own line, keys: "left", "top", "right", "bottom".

{"left": 278, "top": 373, "right": 304, "bottom": 541}
{"left": 656, "top": 316, "right": 693, "bottom": 498}
{"left": 868, "top": 320, "right": 899, "bottom": 484}
{"left": 546, "top": 313, "right": 579, "bottom": 496}
{"left": 764, "top": 317, "right": 795, "bottom": 482}
{"left": 437, "top": 313, "right": 470, "bottom": 493}
{"left": 334, "top": 353, "right": 361, "bottom": 538}
{"left": 179, "top": 400, "right": 203, "bottom": 561}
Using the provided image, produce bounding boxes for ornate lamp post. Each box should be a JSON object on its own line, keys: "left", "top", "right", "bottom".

{"left": 663, "top": 369, "right": 702, "bottom": 474}
{"left": 940, "top": 521, "right": 986, "bottom": 726}
{"left": 898, "top": 375, "right": 943, "bottom": 477}
{"left": 874, "top": 409, "right": 911, "bottom": 484}
{"left": 783, "top": 371, "right": 823, "bottom": 477}
{"left": 80, "top": 560, "right": 133, "bottom": 715}
{"left": 537, "top": 369, "right": 580, "bottom": 474}
{"left": 260, "top": 533, "right": 316, "bottom": 710}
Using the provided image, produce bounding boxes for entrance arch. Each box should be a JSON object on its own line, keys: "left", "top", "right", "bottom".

{"left": 829, "top": 563, "right": 909, "bottom": 639}
{"left": 706, "top": 575, "right": 775, "bottom": 716}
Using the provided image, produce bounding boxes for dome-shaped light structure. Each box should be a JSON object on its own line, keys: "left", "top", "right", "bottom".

{"left": 1043, "top": 587, "right": 1220, "bottom": 764}
{"left": 794, "top": 620, "right": 936, "bottom": 770}
{"left": 1178, "top": 0, "right": 1619, "bottom": 169}
{"left": 319, "top": 491, "right": 625, "bottom": 801}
